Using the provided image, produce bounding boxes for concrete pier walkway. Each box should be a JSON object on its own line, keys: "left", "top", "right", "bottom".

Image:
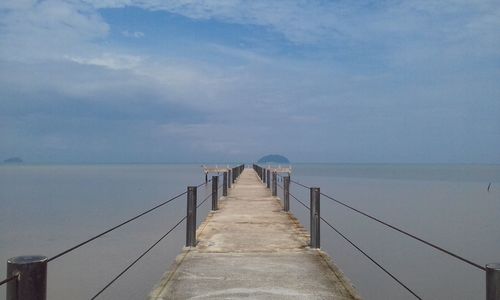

{"left": 149, "top": 168, "right": 360, "bottom": 299}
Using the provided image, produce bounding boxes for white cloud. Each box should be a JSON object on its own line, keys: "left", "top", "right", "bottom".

{"left": 0, "top": 0, "right": 109, "bottom": 61}
{"left": 67, "top": 53, "right": 144, "bottom": 70}
{"left": 0, "top": 0, "right": 37, "bottom": 10}
{"left": 77, "top": 0, "right": 500, "bottom": 50}
{"left": 2, "top": 0, "right": 499, "bottom": 63}
{"left": 121, "top": 30, "right": 144, "bottom": 38}
{"left": 84, "top": 0, "right": 344, "bottom": 43}
{"left": 1, "top": 0, "right": 499, "bottom": 163}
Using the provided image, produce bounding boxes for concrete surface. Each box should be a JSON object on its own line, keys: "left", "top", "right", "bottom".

{"left": 149, "top": 168, "right": 361, "bottom": 300}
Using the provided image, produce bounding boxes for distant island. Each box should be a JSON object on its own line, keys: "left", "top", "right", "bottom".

{"left": 3, "top": 157, "right": 23, "bottom": 164}
{"left": 257, "top": 154, "right": 290, "bottom": 164}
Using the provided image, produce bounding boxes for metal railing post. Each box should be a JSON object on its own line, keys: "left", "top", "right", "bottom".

{"left": 186, "top": 186, "right": 197, "bottom": 247}
{"left": 486, "top": 263, "right": 500, "bottom": 300}
{"left": 272, "top": 172, "right": 277, "bottom": 196}
{"left": 228, "top": 170, "right": 232, "bottom": 189}
{"left": 211, "top": 176, "right": 218, "bottom": 211}
{"left": 223, "top": 172, "right": 228, "bottom": 196}
{"left": 310, "top": 187, "right": 320, "bottom": 248}
{"left": 266, "top": 169, "right": 270, "bottom": 189}
{"left": 7, "top": 256, "right": 47, "bottom": 300}
{"left": 283, "top": 176, "right": 290, "bottom": 212}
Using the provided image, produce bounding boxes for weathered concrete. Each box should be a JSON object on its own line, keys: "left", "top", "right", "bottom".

{"left": 149, "top": 168, "right": 360, "bottom": 300}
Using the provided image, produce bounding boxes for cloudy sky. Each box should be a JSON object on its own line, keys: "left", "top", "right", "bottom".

{"left": 1, "top": 0, "right": 499, "bottom": 163}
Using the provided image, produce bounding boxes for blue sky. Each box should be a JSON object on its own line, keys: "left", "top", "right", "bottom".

{"left": 0, "top": 0, "right": 499, "bottom": 163}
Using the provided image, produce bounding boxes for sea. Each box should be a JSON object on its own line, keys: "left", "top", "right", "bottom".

{"left": 0, "top": 163, "right": 499, "bottom": 299}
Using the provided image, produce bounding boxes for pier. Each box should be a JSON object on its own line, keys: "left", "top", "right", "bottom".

{"left": 2, "top": 165, "right": 499, "bottom": 299}
{"left": 148, "top": 167, "right": 360, "bottom": 299}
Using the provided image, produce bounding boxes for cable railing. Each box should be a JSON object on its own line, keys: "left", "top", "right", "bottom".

{"left": 1, "top": 164, "right": 244, "bottom": 300}
{"left": 47, "top": 189, "right": 190, "bottom": 263}
{"left": 93, "top": 181, "right": 224, "bottom": 299}
{"left": 3, "top": 164, "right": 497, "bottom": 299}
{"left": 91, "top": 187, "right": 219, "bottom": 299}
{"left": 318, "top": 215, "right": 422, "bottom": 299}
{"left": 253, "top": 164, "right": 500, "bottom": 300}
{"left": 276, "top": 182, "right": 423, "bottom": 299}
{"left": 90, "top": 215, "right": 188, "bottom": 299}
{"left": 287, "top": 178, "right": 485, "bottom": 271}
{"left": 0, "top": 275, "right": 18, "bottom": 287}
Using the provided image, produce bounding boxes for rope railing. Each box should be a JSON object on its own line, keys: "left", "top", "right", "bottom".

{"left": 48, "top": 179, "right": 214, "bottom": 263}
{"left": 0, "top": 274, "right": 18, "bottom": 287}
{"left": 91, "top": 174, "right": 235, "bottom": 299}
{"left": 90, "top": 215, "right": 188, "bottom": 299}
{"left": 319, "top": 192, "right": 485, "bottom": 271}
{"left": 4, "top": 165, "right": 247, "bottom": 300}
{"left": 289, "top": 191, "right": 309, "bottom": 210}
{"left": 47, "top": 189, "right": 189, "bottom": 263}
{"left": 284, "top": 177, "right": 485, "bottom": 272}
{"left": 287, "top": 190, "right": 422, "bottom": 299}
{"left": 258, "top": 164, "right": 499, "bottom": 299}
{"left": 197, "top": 192, "right": 213, "bottom": 209}
{"left": 6, "top": 165, "right": 497, "bottom": 299}
{"left": 319, "top": 215, "right": 423, "bottom": 299}
{"left": 289, "top": 178, "right": 310, "bottom": 189}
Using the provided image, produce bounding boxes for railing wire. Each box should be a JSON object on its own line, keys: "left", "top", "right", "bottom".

{"left": 197, "top": 192, "right": 212, "bottom": 209}
{"left": 2, "top": 172, "right": 227, "bottom": 297}
{"left": 286, "top": 177, "right": 485, "bottom": 272}
{"left": 48, "top": 189, "right": 192, "bottom": 262}
{"left": 289, "top": 178, "right": 310, "bottom": 190}
{"left": 319, "top": 192, "right": 485, "bottom": 271}
{"left": 319, "top": 216, "right": 423, "bottom": 300}
{"left": 0, "top": 274, "right": 18, "bottom": 287}
{"left": 90, "top": 215, "right": 187, "bottom": 299}
{"left": 289, "top": 192, "right": 310, "bottom": 210}
{"left": 90, "top": 182, "right": 219, "bottom": 298}
{"left": 288, "top": 191, "right": 422, "bottom": 300}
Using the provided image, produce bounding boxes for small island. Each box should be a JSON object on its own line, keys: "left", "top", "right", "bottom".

{"left": 257, "top": 154, "right": 290, "bottom": 164}
{"left": 3, "top": 157, "right": 23, "bottom": 164}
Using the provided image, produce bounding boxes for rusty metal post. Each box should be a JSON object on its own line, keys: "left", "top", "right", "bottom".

{"left": 223, "top": 172, "right": 228, "bottom": 196}
{"left": 272, "top": 172, "right": 277, "bottom": 196}
{"left": 186, "top": 186, "right": 197, "bottom": 247}
{"left": 310, "top": 187, "right": 320, "bottom": 248}
{"left": 487, "top": 263, "right": 500, "bottom": 300}
{"left": 211, "top": 176, "right": 218, "bottom": 211}
{"left": 283, "top": 176, "right": 290, "bottom": 212}
{"left": 266, "top": 169, "right": 270, "bottom": 189}
{"left": 7, "top": 256, "right": 47, "bottom": 300}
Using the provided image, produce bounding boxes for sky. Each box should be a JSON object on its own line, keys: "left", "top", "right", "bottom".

{"left": 0, "top": 0, "right": 499, "bottom": 164}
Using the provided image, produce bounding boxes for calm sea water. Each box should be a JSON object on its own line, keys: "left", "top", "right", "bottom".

{"left": 1, "top": 164, "right": 499, "bottom": 299}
